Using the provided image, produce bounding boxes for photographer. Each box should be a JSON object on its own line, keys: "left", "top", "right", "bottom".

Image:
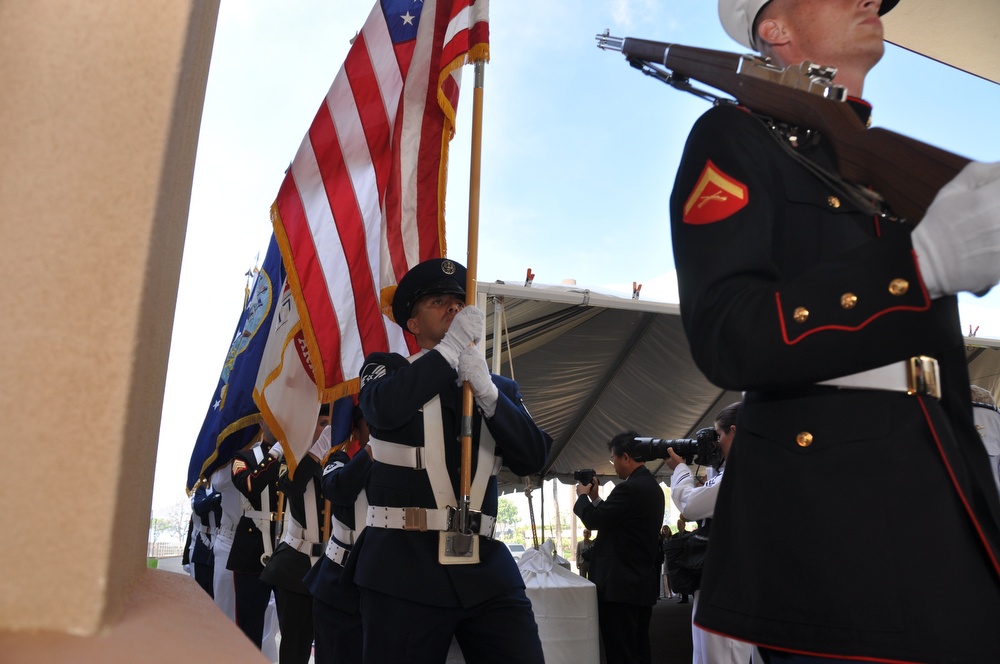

{"left": 574, "top": 431, "right": 665, "bottom": 664}
{"left": 665, "top": 401, "right": 750, "bottom": 664}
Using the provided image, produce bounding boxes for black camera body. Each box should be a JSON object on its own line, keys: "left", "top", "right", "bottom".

{"left": 573, "top": 468, "right": 597, "bottom": 486}
{"left": 631, "top": 427, "right": 723, "bottom": 467}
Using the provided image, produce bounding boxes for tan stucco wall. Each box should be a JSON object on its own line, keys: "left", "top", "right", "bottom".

{"left": 0, "top": 569, "right": 267, "bottom": 663}
{"left": 885, "top": 0, "right": 1000, "bottom": 85}
{"left": 0, "top": 0, "right": 219, "bottom": 635}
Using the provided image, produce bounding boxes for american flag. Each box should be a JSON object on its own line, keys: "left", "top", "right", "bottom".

{"left": 270, "top": 0, "right": 489, "bottom": 403}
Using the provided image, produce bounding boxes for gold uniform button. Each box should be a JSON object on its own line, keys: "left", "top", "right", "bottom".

{"left": 889, "top": 279, "right": 909, "bottom": 296}
{"left": 827, "top": 196, "right": 841, "bottom": 209}
{"left": 797, "top": 432, "right": 814, "bottom": 447}
{"left": 793, "top": 307, "right": 809, "bottom": 323}
{"left": 840, "top": 293, "right": 858, "bottom": 310}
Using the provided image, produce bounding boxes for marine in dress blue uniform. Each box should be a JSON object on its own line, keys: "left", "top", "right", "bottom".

{"left": 350, "top": 258, "right": 551, "bottom": 664}
{"left": 230, "top": 438, "right": 281, "bottom": 651}
{"left": 667, "top": 1, "right": 1000, "bottom": 661}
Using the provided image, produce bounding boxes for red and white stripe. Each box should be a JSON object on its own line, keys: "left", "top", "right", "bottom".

{"left": 271, "top": 0, "right": 489, "bottom": 401}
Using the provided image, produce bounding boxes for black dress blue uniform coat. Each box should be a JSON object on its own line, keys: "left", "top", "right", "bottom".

{"left": 670, "top": 101, "right": 1000, "bottom": 663}
{"left": 260, "top": 454, "right": 325, "bottom": 592}
{"left": 229, "top": 444, "right": 280, "bottom": 573}
{"left": 304, "top": 447, "right": 371, "bottom": 664}
{"left": 229, "top": 443, "right": 280, "bottom": 649}
{"left": 351, "top": 346, "right": 551, "bottom": 662}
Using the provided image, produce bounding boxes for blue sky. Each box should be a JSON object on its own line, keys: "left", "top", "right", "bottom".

{"left": 153, "top": 1, "right": 1000, "bottom": 512}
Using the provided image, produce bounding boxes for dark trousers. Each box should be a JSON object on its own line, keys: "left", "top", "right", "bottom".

{"left": 312, "top": 597, "right": 363, "bottom": 664}
{"left": 193, "top": 561, "right": 214, "bottom": 598}
{"left": 232, "top": 571, "right": 272, "bottom": 649}
{"left": 275, "top": 586, "right": 314, "bottom": 664}
{"left": 360, "top": 587, "right": 544, "bottom": 664}
{"left": 598, "top": 600, "right": 652, "bottom": 664}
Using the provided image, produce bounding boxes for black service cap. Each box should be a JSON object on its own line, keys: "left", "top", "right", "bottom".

{"left": 391, "top": 258, "right": 467, "bottom": 330}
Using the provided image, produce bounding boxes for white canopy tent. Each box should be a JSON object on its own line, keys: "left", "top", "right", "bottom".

{"left": 478, "top": 280, "right": 1000, "bottom": 491}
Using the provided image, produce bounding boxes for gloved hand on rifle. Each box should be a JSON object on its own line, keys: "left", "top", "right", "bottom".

{"left": 912, "top": 161, "right": 1000, "bottom": 298}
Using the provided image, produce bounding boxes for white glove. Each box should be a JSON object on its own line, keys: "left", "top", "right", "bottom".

{"left": 457, "top": 346, "right": 499, "bottom": 418}
{"left": 911, "top": 161, "right": 1000, "bottom": 298}
{"left": 435, "top": 305, "right": 484, "bottom": 368}
{"left": 309, "top": 425, "right": 332, "bottom": 460}
{"left": 268, "top": 441, "right": 284, "bottom": 460}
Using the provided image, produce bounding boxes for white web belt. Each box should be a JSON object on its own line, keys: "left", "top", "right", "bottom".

{"left": 818, "top": 356, "right": 940, "bottom": 399}
{"left": 365, "top": 505, "right": 496, "bottom": 537}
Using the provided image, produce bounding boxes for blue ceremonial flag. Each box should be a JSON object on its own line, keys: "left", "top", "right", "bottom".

{"left": 329, "top": 395, "right": 357, "bottom": 454}
{"left": 186, "top": 235, "right": 285, "bottom": 493}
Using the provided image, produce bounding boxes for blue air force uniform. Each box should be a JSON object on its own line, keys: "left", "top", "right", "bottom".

{"left": 349, "top": 258, "right": 552, "bottom": 663}
{"left": 304, "top": 447, "right": 372, "bottom": 663}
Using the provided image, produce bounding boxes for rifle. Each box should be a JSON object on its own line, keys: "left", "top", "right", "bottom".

{"left": 595, "top": 32, "right": 971, "bottom": 224}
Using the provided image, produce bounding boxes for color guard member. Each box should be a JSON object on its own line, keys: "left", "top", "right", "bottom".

{"left": 350, "top": 258, "right": 551, "bottom": 663}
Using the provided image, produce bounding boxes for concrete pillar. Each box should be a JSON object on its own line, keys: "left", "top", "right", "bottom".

{"left": 0, "top": 2, "right": 263, "bottom": 660}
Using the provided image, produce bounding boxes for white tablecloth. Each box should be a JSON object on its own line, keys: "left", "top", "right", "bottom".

{"left": 518, "top": 540, "right": 599, "bottom": 664}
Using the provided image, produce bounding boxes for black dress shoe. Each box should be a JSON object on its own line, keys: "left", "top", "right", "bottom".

{"left": 678, "top": 596, "right": 689, "bottom": 604}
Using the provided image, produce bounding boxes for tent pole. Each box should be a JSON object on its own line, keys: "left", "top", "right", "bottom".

{"left": 491, "top": 296, "right": 503, "bottom": 374}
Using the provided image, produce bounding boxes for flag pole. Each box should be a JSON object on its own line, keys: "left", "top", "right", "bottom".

{"left": 457, "top": 60, "right": 486, "bottom": 555}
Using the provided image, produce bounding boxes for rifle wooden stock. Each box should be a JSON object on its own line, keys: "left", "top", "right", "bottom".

{"left": 622, "top": 39, "right": 972, "bottom": 223}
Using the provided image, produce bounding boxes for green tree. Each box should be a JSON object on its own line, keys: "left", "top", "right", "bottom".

{"left": 496, "top": 497, "right": 520, "bottom": 539}
{"left": 165, "top": 498, "right": 192, "bottom": 545}
{"left": 149, "top": 516, "right": 170, "bottom": 544}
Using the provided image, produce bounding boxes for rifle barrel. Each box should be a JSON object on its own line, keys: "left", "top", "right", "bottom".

{"left": 597, "top": 34, "right": 972, "bottom": 223}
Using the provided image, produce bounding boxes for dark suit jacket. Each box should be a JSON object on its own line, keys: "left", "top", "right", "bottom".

{"left": 574, "top": 465, "right": 664, "bottom": 607}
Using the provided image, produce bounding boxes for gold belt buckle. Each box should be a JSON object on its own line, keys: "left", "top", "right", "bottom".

{"left": 403, "top": 507, "right": 428, "bottom": 531}
{"left": 906, "top": 356, "right": 940, "bottom": 399}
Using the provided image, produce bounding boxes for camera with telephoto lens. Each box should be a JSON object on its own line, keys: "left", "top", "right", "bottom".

{"left": 630, "top": 427, "right": 723, "bottom": 468}
{"left": 573, "top": 468, "right": 597, "bottom": 486}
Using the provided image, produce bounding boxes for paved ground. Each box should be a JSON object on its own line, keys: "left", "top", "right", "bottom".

{"left": 154, "top": 556, "right": 694, "bottom": 663}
